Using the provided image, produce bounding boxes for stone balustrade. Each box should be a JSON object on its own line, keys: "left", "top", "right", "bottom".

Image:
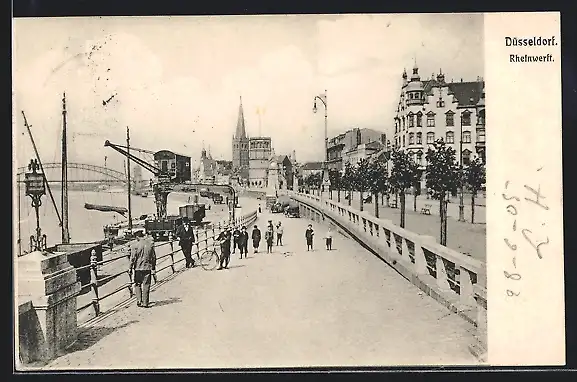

{"left": 285, "top": 191, "right": 487, "bottom": 361}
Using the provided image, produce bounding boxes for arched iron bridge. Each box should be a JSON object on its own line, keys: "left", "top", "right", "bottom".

{"left": 15, "top": 162, "right": 132, "bottom": 184}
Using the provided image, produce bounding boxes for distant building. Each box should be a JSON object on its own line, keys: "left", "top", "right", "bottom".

{"left": 393, "top": 65, "right": 486, "bottom": 169}
{"left": 232, "top": 96, "right": 250, "bottom": 181}
{"left": 248, "top": 137, "right": 272, "bottom": 188}
{"left": 198, "top": 147, "right": 216, "bottom": 184}
{"left": 342, "top": 140, "right": 385, "bottom": 166}
{"left": 300, "top": 161, "right": 323, "bottom": 179}
{"left": 326, "top": 127, "right": 387, "bottom": 171}
{"left": 269, "top": 155, "right": 294, "bottom": 190}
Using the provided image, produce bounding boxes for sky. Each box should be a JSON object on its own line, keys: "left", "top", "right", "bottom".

{"left": 13, "top": 13, "right": 484, "bottom": 175}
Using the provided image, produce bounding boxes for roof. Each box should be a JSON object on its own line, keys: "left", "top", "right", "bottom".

{"left": 154, "top": 149, "right": 191, "bottom": 159}
{"left": 422, "top": 79, "right": 485, "bottom": 107}
{"left": 234, "top": 96, "right": 247, "bottom": 139}
{"left": 301, "top": 162, "right": 323, "bottom": 170}
{"left": 270, "top": 155, "right": 291, "bottom": 165}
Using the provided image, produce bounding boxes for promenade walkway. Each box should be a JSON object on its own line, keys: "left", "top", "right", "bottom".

{"left": 43, "top": 211, "right": 478, "bottom": 369}
{"left": 321, "top": 191, "right": 486, "bottom": 261}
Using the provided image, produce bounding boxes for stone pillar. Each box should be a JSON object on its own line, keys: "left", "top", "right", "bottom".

{"left": 17, "top": 251, "right": 81, "bottom": 365}
{"left": 469, "top": 284, "right": 487, "bottom": 362}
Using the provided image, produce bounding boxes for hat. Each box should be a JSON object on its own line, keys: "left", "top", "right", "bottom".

{"left": 241, "top": 226, "right": 246, "bottom": 230}
{"left": 182, "top": 217, "right": 190, "bottom": 223}
{"left": 254, "top": 225, "right": 258, "bottom": 228}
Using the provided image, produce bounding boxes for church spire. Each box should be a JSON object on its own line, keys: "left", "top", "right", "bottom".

{"left": 235, "top": 95, "right": 247, "bottom": 139}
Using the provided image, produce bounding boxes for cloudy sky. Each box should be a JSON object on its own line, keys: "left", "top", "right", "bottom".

{"left": 13, "top": 13, "right": 483, "bottom": 174}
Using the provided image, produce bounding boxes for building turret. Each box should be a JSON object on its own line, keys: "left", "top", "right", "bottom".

{"left": 436, "top": 68, "right": 445, "bottom": 85}
{"left": 402, "top": 68, "right": 408, "bottom": 87}
{"left": 406, "top": 63, "right": 424, "bottom": 106}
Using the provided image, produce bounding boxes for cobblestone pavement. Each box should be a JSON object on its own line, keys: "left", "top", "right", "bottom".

{"left": 322, "top": 191, "right": 486, "bottom": 261}
{"left": 44, "top": 211, "right": 478, "bottom": 369}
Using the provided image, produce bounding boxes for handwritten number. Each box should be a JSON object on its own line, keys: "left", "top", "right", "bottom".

{"left": 504, "top": 238, "right": 517, "bottom": 250}
{"left": 506, "top": 205, "right": 518, "bottom": 215}
{"left": 504, "top": 271, "right": 522, "bottom": 280}
{"left": 521, "top": 229, "right": 550, "bottom": 259}
{"left": 502, "top": 181, "right": 521, "bottom": 202}
{"left": 507, "top": 290, "right": 521, "bottom": 297}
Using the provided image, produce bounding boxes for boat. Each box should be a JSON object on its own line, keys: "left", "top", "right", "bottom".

{"left": 84, "top": 203, "right": 128, "bottom": 216}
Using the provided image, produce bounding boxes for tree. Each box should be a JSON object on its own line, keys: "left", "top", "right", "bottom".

{"left": 413, "top": 170, "right": 423, "bottom": 212}
{"left": 464, "top": 157, "right": 486, "bottom": 224}
{"left": 425, "top": 139, "right": 460, "bottom": 246}
{"left": 304, "top": 172, "right": 322, "bottom": 192}
{"left": 329, "top": 169, "right": 342, "bottom": 202}
{"left": 389, "top": 149, "right": 420, "bottom": 228}
{"left": 366, "top": 159, "right": 388, "bottom": 218}
{"left": 354, "top": 159, "right": 370, "bottom": 212}
{"left": 342, "top": 162, "right": 355, "bottom": 206}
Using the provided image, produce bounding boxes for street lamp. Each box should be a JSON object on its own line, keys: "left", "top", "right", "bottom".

{"left": 313, "top": 90, "right": 331, "bottom": 197}
{"left": 458, "top": 115, "right": 465, "bottom": 222}
{"left": 25, "top": 159, "right": 47, "bottom": 252}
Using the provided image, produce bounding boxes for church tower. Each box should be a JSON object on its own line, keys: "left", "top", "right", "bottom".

{"left": 232, "top": 96, "right": 250, "bottom": 178}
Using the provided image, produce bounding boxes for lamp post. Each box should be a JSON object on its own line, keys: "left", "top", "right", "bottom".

{"left": 313, "top": 90, "right": 331, "bottom": 200}
{"left": 458, "top": 115, "right": 465, "bottom": 222}
{"left": 25, "top": 159, "right": 47, "bottom": 252}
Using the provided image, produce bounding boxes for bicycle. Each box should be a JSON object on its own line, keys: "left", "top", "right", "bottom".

{"left": 195, "top": 244, "right": 221, "bottom": 271}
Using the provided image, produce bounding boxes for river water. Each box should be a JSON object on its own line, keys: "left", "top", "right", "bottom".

{"left": 15, "top": 189, "right": 226, "bottom": 256}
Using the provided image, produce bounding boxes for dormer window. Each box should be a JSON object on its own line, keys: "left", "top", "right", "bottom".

{"left": 436, "top": 99, "right": 445, "bottom": 108}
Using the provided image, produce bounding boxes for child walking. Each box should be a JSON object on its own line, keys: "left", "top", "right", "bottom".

{"left": 325, "top": 226, "right": 333, "bottom": 250}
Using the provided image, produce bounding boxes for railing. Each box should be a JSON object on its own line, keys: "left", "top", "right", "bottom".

{"left": 287, "top": 191, "right": 487, "bottom": 326}
{"left": 68, "top": 210, "right": 258, "bottom": 321}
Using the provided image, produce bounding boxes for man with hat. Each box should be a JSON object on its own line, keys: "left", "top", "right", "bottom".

{"left": 128, "top": 230, "right": 157, "bottom": 308}
{"left": 238, "top": 226, "right": 249, "bottom": 259}
{"left": 175, "top": 217, "right": 196, "bottom": 268}
{"left": 216, "top": 225, "right": 233, "bottom": 270}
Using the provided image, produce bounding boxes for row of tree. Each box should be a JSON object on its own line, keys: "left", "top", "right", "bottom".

{"left": 300, "top": 139, "right": 486, "bottom": 246}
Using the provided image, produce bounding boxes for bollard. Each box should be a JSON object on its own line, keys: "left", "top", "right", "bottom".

{"left": 90, "top": 250, "right": 100, "bottom": 316}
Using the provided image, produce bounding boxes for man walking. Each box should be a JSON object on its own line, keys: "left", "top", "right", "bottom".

{"left": 238, "top": 226, "right": 249, "bottom": 259}
{"left": 216, "top": 226, "right": 232, "bottom": 270}
{"left": 305, "top": 224, "right": 314, "bottom": 251}
{"left": 175, "top": 217, "right": 196, "bottom": 268}
{"left": 252, "top": 224, "right": 261, "bottom": 253}
{"left": 128, "top": 231, "right": 157, "bottom": 308}
{"left": 265, "top": 226, "right": 274, "bottom": 253}
{"left": 276, "top": 221, "right": 284, "bottom": 246}
{"left": 232, "top": 227, "right": 240, "bottom": 254}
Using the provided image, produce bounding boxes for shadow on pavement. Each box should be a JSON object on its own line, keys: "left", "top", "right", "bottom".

{"left": 150, "top": 297, "right": 182, "bottom": 307}
{"left": 226, "top": 264, "right": 246, "bottom": 269}
{"left": 65, "top": 320, "right": 140, "bottom": 354}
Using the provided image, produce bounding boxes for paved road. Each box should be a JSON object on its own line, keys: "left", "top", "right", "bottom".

{"left": 44, "top": 210, "right": 478, "bottom": 369}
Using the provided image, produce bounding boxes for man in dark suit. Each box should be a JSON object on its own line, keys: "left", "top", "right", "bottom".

{"left": 238, "top": 226, "right": 249, "bottom": 259}
{"left": 175, "top": 217, "right": 196, "bottom": 268}
{"left": 128, "top": 231, "right": 157, "bottom": 308}
{"left": 216, "top": 226, "right": 232, "bottom": 270}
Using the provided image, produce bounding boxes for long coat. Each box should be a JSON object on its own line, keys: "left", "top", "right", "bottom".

{"left": 252, "top": 228, "right": 261, "bottom": 246}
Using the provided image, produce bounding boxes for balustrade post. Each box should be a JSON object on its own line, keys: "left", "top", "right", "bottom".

{"left": 90, "top": 250, "right": 100, "bottom": 316}
{"left": 435, "top": 255, "right": 452, "bottom": 291}
{"left": 458, "top": 266, "right": 476, "bottom": 306}
{"left": 413, "top": 240, "right": 429, "bottom": 275}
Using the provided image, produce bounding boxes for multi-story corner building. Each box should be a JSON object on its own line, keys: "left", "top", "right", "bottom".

{"left": 232, "top": 96, "right": 250, "bottom": 182}
{"left": 248, "top": 137, "right": 272, "bottom": 187}
{"left": 326, "top": 127, "right": 387, "bottom": 171}
{"left": 342, "top": 140, "right": 385, "bottom": 166}
{"left": 393, "top": 65, "right": 486, "bottom": 176}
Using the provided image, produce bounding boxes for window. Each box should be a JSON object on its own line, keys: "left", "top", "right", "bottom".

{"left": 446, "top": 112, "right": 454, "bottom": 126}
{"left": 409, "top": 133, "right": 414, "bottom": 144}
{"left": 416, "top": 113, "right": 422, "bottom": 127}
{"left": 462, "top": 150, "right": 471, "bottom": 166}
{"left": 436, "top": 99, "right": 445, "bottom": 108}
{"left": 416, "top": 132, "right": 422, "bottom": 144}
{"left": 477, "top": 109, "right": 485, "bottom": 125}
{"left": 402, "top": 136, "right": 405, "bottom": 147}
{"left": 427, "top": 132, "right": 435, "bottom": 144}
{"left": 462, "top": 111, "right": 471, "bottom": 126}
{"left": 427, "top": 113, "right": 435, "bottom": 127}
{"left": 417, "top": 152, "right": 423, "bottom": 165}
{"left": 408, "top": 115, "right": 414, "bottom": 128}
{"left": 477, "top": 128, "right": 486, "bottom": 142}
{"left": 409, "top": 93, "right": 413, "bottom": 99}
{"left": 463, "top": 131, "right": 472, "bottom": 143}
{"left": 402, "top": 117, "right": 405, "bottom": 129}
{"left": 446, "top": 131, "right": 455, "bottom": 143}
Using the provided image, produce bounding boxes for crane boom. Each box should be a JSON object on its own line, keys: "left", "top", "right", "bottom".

{"left": 104, "top": 140, "right": 162, "bottom": 176}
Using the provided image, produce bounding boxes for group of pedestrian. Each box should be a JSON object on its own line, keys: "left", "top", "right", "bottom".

{"left": 304, "top": 224, "right": 333, "bottom": 251}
